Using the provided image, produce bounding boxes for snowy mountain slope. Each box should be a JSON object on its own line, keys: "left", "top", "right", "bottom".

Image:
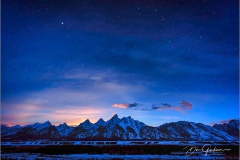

{"left": 1, "top": 121, "right": 61, "bottom": 140}
{"left": 118, "top": 116, "right": 146, "bottom": 139}
{"left": 68, "top": 126, "right": 90, "bottom": 138}
{"left": 56, "top": 123, "right": 74, "bottom": 136}
{"left": 94, "top": 118, "right": 106, "bottom": 127}
{"left": 1, "top": 115, "right": 239, "bottom": 141}
{"left": 32, "top": 121, "right": 52, "bottom": 130}
{"left": 1, "top": 124, "right": 22, "bottom": 136}
{"left": 106, "top": 114, "right": 121, "bottom": 129}
{"left": 140, "top": 126, "right": 167, "bottom": 139}
{"left": 157, "top": 121, "right": 237, "bottom": 141}
{"left": 213, "top": 119, "right": 239, "bottom": 138}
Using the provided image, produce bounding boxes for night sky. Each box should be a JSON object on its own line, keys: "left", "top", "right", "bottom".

{"left": 2, "top": 0, "right": 239, "bottom": 126}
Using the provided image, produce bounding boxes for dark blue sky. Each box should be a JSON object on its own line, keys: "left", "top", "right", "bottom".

{"left": 2, "top": 0, "right": 239, "bottom": 126}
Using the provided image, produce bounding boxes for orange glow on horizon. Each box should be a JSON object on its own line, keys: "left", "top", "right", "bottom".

{"left": 1, "top": 104, "right": 114, "bottom": 126}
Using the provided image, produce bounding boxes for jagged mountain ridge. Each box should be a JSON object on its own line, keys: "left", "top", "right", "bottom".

{"left": 213, "top": 119, "right": 239, "bottom": 138}
{"left": 1, "top": 114, "right": 239, "bottom": 141}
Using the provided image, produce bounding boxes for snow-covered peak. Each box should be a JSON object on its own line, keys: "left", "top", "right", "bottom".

{"left": 98, "top": 118, "right": 105, "bottom": 122}
{"left": 79, "top": 119, "right": 93, "bottom": 129}
{"left": 2, "top": 124, "right": 10, "bottom": 127}
{"left": 118, "top": 116, "right": 146, "bottom": 139}
{"left": 159, "top": 121, "right": 194, "bottom": 128}
{"left": 112, "top": 114, "right": 119, "bottom": 119}
{"left": 121, "top": 116, "right": 146, "bottom": 128}
{"left": 121, "top": 116, "right": 132, "bottom": 122}
{"left": 13, "top": 125, "right": 22, "bottom": 128}
{"left": 33, "top": 122, "right": 40, "bottom": 125}
{"left": 43, "top": 121, "right": 52, "bottom": 126}
{"left": 82, "top": 119, "right": 91, "bottom": 124}
{"left": 229, "top": 119, "right": 239, "bottom": 129}
{"left": 95, "top": 118, "right": 106, "bottom": 126}
{"left": 32, "top": 122, "right": 40, "bottom": 128}
{"left": 56, "top": 122, "right": 73, "bottom": 136}
{"left": 1, "top": 124, "right": 10, "bottom": 131}
{"left": 107, "top": 114, "right": 120, "bottom": 128}
{"left": 58, "top": 122, "right": 68, "bottom": 128}
{"left": 32, "top": 121, "right": 52, "bottom": 130}
{"left": 120, "top": 117, "right": 129, "bottom": 125}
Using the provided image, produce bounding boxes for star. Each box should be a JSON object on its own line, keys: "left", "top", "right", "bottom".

{"left": 61, "top": 22, "right": 64, "bottom": 25}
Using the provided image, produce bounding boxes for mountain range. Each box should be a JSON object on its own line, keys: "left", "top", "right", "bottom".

{"left": 1, "top": 114, "right": 239, "bottom": 141}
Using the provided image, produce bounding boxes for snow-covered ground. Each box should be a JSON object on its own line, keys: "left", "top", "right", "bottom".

{"left": 1, "top": 153, "right": 231, "bottom": 160}
{"left": 1, "top": 140, "right": 239, "bottom": 146}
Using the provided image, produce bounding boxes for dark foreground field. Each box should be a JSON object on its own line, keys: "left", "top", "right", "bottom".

{"left": 2, "top": 145, "right": 187, "bottom": 155}
{"left": 1, "top": 144, "right": 239, "bottom": 159}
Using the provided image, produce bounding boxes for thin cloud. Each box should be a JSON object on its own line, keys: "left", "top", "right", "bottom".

{"left": 151, "top": 101, "right": 192, "bottom": 113}
{"left": 161, "top": 103, "right": 172, "bottom": 107}
{"left": 114, "top": 101, "right": 193, "bottom": 113}
{"left": 112, "top": 102, "right": 140, "bottom": 109}
{"left": 180, "top": 101, "right": 192, "bottom": 110}
{"left": 113, "top": 103, "right": 129, "bottom": 109}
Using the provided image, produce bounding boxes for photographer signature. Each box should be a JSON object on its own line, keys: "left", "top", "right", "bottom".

{"left": 183, "top": 144, "right": 231, "bottom": 156}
